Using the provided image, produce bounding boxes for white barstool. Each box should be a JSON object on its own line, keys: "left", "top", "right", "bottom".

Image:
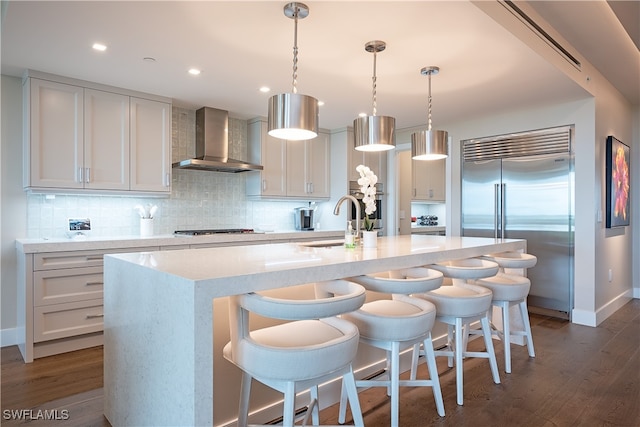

{"left": 412, "top": 258, "right": 501, "bottom": 406}
{"left": 476, "top": 251, "right": 538, "bottom": 373}
{"left": 223, "top": 280, "right": 366, "bottom": 427}
{"left": 338, "top": 268, "right": 445, "bottom": 425}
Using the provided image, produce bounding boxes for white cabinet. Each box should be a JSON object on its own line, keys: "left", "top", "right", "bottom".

{"left": 412, "top": 158, "right": 445, "bottom": 201}
{"left": 84, "top": 88, "right": 130, "bottom": 190}
{"left": 23, "top": 71, "right": 171, "bottom": 195}
{"left": 247, "top": 118, "right": 286, "bottom": 197}
{"left": 25, "top": 78, "right": 84, "bottom": 189}
{"left": 130, "top": 97, "right": 172, "bottom": 192}
{"left": 247, "top": 118, "right": 330, "bottom": 200}
{"left": 286, "top": 131, "right": 330, "bottom": 198}
{"left": 18, "top": 246, "right": 159, "bottom": 362}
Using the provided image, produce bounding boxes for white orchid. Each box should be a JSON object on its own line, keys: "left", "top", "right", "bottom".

{"left": 356, "top": 164, "right": 378, "bottom": 231}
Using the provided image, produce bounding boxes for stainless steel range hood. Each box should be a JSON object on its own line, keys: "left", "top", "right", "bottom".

{"left": 172, "top": 107, "right": 263, "bottom": 173}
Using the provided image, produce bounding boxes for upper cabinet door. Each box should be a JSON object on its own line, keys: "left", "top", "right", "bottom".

{"left": 130, "top": 97, "right": 171, "bottom": 193}
{"left": 246, "top": 119, "right": 286, "bottom": 197}
{"left": 412, "top": 158, "right": 445, "bottom": 202}
{"left": 84, "top": 89, "right": 130, "bottom": 190}
{"left": 285, "top": 139, "right": 307, "bottom": 197}
{"left": 306, "top": 132, "right": 330, "bottom": 198}
{"left": 27, "top": 78, "right": 84, "bottom": 189}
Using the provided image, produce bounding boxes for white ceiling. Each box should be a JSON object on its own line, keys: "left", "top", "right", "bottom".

{"left": 2, "top": 1, "right": 637, "bottom": 132}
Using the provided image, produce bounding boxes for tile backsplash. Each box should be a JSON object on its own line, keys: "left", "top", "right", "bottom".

{"left": 25, "top": 107, "right": 312, "bottom": 238}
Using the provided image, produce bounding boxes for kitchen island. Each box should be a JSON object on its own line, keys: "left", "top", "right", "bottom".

{"left": 103, "top": 235, "right": 525, "bottom": 426}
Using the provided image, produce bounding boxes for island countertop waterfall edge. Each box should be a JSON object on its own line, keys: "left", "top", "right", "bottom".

{"left": 103, "top": 235, "right": 526, "bottom": 427}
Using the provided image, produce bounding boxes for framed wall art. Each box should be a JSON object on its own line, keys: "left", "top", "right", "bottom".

{"left": 605, "top": 135, "right": 630, "bottom": 228}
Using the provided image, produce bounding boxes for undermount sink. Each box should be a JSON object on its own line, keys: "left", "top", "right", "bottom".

{"left": 298, "top": 239, "right": 345, "bottom": 248}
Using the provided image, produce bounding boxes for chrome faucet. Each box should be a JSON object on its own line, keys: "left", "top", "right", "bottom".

{"left": 334, "top": 195, "right": 361, "bottom": 242}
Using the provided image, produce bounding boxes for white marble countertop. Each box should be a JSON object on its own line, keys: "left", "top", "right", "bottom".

{"left": 15, "top": 229, "right": 344, "bottom": 253}
{"left": 106, "top": 235, "right": 525, "bottom": 298}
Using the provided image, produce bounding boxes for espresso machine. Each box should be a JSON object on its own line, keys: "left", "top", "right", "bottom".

{"left": 294, "top": 206, "right": 315, "bottom": 231}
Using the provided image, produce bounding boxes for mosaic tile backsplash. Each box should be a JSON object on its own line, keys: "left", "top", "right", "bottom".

{"left": 26, "top": 107, "right": 309, "bottom": 238}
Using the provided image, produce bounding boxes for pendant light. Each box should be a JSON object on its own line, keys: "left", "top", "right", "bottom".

{"left": 353, "top": 40, "right": 396, "bottom": 152}
{"left": 268, "top": 2, "right": 319, "bottom": 141}
{"left": 411, "top": 66, "right": 448, "bottom": 160}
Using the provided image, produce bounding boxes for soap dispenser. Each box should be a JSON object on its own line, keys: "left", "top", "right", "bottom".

{"left": 344, "top": 221, "right": 356, "bottom": 249}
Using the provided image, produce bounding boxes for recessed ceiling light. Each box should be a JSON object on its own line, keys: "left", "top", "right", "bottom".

{"left": 143, "top": 57, "right": 156, "bottom": 62}
{"left": 188, "top": 68, "right": 201, "bottom": 76}
{"left": 259, "top": 86, "right": 270, "bottom": 93}
{"left": 92, "top": 43, "right": 107, "bottom": 52}
{"left": 317, "top": 100, "right": 325, "bottom": 107}
{"left": 358, "top": 112, "right": 367, "bottom": 117}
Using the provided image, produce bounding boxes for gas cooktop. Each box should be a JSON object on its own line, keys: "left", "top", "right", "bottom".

{"left": 174, "top": 228, "right": 254, "bottom": 236}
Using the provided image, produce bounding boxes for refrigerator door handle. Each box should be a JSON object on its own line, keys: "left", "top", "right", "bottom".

{"left": 501, "top": 183, "right": 506, "bottom": 239}
{"left": 494, "top": 183, "right": 500, "bottom": 239}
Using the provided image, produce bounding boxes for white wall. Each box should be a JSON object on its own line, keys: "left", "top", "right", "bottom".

{"left": 593, "top": 75, "right": 635, "bottom": 319}
{"left": 1, "top": 75, "right": 27, "bottom": 345}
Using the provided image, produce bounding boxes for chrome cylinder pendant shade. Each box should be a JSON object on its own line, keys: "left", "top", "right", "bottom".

{"left": 268, "top": 92, "right": 318, "bottom": 140}
{"left": 412, "top": 66, "right": 448, "bottom": 160}
{"left": 354, "top": 115, "right": 396, "bottom": 152}
{"left": 268, "top": 2, "right": 319, "bottom": 141}
{"left": 354, "top": 40, "right": 395, "bottom": 152}
{"left": 411, "top": 129, "right": 448, "bottom": 160}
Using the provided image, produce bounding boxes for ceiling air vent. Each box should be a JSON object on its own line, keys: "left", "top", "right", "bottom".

{"left": 500, "top": 0, "right": 581, "bottom": 70}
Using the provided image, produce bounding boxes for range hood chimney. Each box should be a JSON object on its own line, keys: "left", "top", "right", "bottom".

{"left": 172, "top": 107, "right": 264, "bottom": 173}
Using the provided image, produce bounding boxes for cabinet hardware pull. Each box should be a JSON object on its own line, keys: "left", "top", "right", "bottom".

{"left": 262, "top": 179, "right": 267, "bottom": 191}
{"left": 85, "top": 281, "right": 104, "bottom": 286}
{"left": 85, "top": 256, "right": 103, "bottom": 261}
{"left": 85, "top": 168, "right": 91, "bottom": 183}
{"left": 165, "top": 173, "right": 171, "bottom": 187}
{"left": 86, "top": 313, "right": 104, "bottom": 319}
{"left": 78, "top": 167, "right": 83, "bottom": 183}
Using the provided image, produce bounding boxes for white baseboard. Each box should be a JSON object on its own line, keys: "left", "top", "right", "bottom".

{"left": 1, "top": 327, "right": 18, "bottom": 348}
{"left": 572, "top": 289, "right": 634, "bottom": 327}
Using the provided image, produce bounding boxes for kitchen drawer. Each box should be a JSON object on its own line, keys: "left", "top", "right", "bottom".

{"left": 34, "top": 247, "right": 159, "bottom": 271}
{"left": 34, "top": 299, "right": 104, "bottom": 343}
{"left": 34, "top": 266, "right": 103, "bottom": 306}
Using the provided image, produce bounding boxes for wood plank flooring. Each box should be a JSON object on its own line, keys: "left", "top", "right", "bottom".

{"left": 2, "top": 299, "right": 638, "bottom": 426}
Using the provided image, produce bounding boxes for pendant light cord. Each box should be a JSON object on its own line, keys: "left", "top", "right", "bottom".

{"left": 427, "top": 71, "right": 433, "bottom": 131}
{"left": 292, "top": 8, "right": 299, "bottom": 94}
{"left": 371, "top": 49, "right": 378, "bottom": 117}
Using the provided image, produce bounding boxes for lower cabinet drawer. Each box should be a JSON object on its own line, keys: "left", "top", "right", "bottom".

{"left": 34, "top": 267, "right": 103, "bottom": 306}
{"left": 34, "top": 299, "right": 104, "bottom": 343}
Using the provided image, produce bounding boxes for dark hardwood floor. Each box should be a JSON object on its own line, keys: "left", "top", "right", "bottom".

{"left": 2, "top": 299, "right": 639, "bottom": 426}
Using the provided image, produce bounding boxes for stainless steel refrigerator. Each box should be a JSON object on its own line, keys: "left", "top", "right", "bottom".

{"left": 461, "top": 126, "right": 574, "bottom": 319}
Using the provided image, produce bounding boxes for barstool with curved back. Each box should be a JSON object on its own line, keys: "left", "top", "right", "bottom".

{"left": 337, "top": 268, "right": 445, "bottom": 426}
{"left": 475, "top": 251, "right": 538, "bottom": 373}
{"left": 223, "top": 280, "right": 367, "bottom": 427}
{"left": 411, "top": 258, "right": 501, "bottom": 406}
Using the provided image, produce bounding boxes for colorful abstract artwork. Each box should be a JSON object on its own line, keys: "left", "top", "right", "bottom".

{"left": 606, "top": 136, "right": 630, "bottom": 228}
